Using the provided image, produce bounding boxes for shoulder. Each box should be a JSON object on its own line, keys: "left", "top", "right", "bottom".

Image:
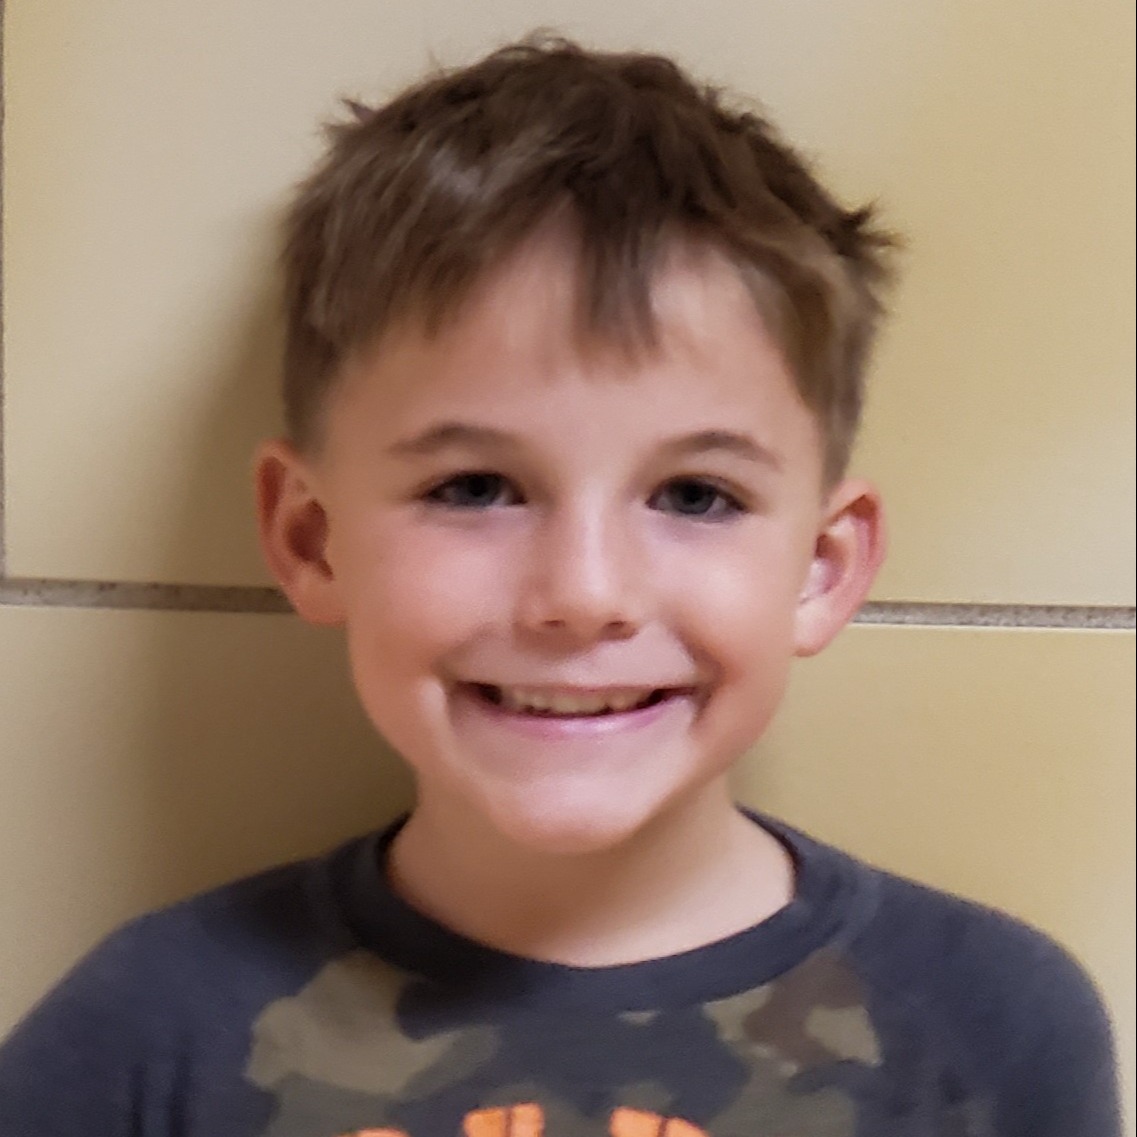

{"left": 832, "top": 848, "right": 1121, "bottom": 1135}
{"left": 131, "top": 841, "right": 363, "bottom": 992}
{"left": 853, "top": 862, "right": 1109, "bottom": 1025}
{"left": 58, "top": 841, "right": 358, "bottom": 1006}
{"left": 0, "top": 838, "right": 369, "bottom": 1134}
{"left": 777, "top": 819, "right": 1111, "bottom": 1030}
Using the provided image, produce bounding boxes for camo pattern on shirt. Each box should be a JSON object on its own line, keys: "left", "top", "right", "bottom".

{"left": 0, "top": 815, "right": 1119, "bottom": 1136}
{"left": 245, "top": 945, "right": 993, "bottom": 1137}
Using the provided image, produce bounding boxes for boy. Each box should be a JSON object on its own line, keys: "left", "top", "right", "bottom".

{"left": 0, "top": 35, "right": 1120, "bottom": 1137}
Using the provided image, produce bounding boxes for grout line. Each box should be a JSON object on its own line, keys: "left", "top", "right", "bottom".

{"left": 0, "top": 577, "right": 1132, "bottom": 628}
{"left": 855, "top": 601, "right": 1135, "bottom": 631}
{"left": 0, "top": 578, "right": 291, "bottom": 614}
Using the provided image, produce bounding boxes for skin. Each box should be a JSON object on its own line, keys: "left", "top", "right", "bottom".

{"left": 255, "top": 231, "right": 885, "bottom": 966}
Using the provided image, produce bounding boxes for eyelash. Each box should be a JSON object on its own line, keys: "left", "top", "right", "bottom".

{"left": 422, "top": 471, "right": 749, "bottom": 521}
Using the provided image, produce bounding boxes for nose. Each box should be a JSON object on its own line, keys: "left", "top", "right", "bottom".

{"left": 515, "top": 502, "right": 644, "bottom": 643}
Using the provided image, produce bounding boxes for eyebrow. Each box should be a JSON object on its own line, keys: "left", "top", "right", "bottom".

{"left": 388, "top": 422, "right": 782, "bottom": 470}
{"left": 658, "top": 429, "right": 782, "bottom": 470}
{"left": 388, "top": 422, "right": 521, "bottom": 456}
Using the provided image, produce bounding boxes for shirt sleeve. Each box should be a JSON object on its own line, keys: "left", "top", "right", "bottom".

{"left": 0, "top": 921, "right": 163, "bottom": 1136}
{"left": 986, "top": 929, "right": 1123, "bottom": 1137}
{"left": 850, "top": 867, "right": 1124, "bottom": 1137}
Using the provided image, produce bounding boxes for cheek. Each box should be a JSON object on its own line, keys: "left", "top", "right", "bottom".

{"left": 669, "top": 536, "right": 804, "bottom": 664}
{"left": 335, "top": 519, "right": 507, "bottom": 665}
{"left": 335, "top": 527, "right": 486, "bottom": 757}
{"left": 674, "top": 556, "right": 800, "bottom": 761}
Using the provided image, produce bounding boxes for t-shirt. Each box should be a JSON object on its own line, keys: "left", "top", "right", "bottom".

{"left": 0, "top": 812, "right": 1121, "bottom": 1137}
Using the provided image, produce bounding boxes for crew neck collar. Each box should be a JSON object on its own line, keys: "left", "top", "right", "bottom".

{"left": 332, "top": 809, "right": 874, "bottom": 1013}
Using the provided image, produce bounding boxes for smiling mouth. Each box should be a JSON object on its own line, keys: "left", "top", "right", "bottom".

{"left": 466, "top": 683, "right": 680, "bottom": 719}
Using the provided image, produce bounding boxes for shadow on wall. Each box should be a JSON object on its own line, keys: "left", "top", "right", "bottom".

{"left": 131, "top": 213, "right": 414, "bottom": 904}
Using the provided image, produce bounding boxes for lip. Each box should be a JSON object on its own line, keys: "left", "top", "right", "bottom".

{"left": 453, "top": 683, "right": 694, "bottom": 738}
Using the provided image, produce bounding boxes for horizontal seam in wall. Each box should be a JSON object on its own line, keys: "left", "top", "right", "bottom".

{"left": 0, "top": 578, "right": 290, "bottom": 614}
{"left": 0, "top": 577, "right": 1133, "bottom": 628}
{"left": 853, "top": 601, "right": 1135, "bottom": 630}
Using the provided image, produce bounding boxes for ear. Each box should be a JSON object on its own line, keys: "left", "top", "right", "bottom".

{"left": 253, "top": 438, "right": 345, "bottom": 626}
{"left": 793, "top": 478, "right": 886, "bottom": 658}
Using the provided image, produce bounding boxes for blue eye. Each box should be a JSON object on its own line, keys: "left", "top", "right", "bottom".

{"left": 652, "top": 478, "right": 746, "bottom": 520}
{"left": 425, "top": 472, "right": 520, "bottom": 509}
{"left": 423, "top": 473, "right": 745, "bottom": 518}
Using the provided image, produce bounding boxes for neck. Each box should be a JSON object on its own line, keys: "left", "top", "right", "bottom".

{"left": 386, "top": 783, "right": 794, "bottom": 966}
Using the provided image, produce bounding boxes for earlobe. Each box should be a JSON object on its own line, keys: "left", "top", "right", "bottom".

{"left": 253, "top": 439, "right": 345, "bottom": 627}
{"left": 793, "top": 479, "right": 886, "bottom": 658}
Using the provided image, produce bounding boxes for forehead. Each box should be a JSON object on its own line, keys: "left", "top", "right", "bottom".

{"left": 329, "top": 231, "right": 821, "bottom": 470}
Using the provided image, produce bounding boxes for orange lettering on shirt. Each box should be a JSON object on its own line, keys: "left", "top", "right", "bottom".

{"left": 609, "top": 1108, "right": 710, "bottom": 1137}
{"left": 661, "top": 1121, "right": 710, "bottom": 1137}
{"left": 609, "top": 1108, "right": 667, "bottom": 1136}
{"left": 463, "top": 1103, "right": 545, "bottom": 1136}
{"left": 340, "top": 1103, "right": 711, "bottom": 1136}
{"left": 338, "top": 1130, "right": 409, "bottom": 1136}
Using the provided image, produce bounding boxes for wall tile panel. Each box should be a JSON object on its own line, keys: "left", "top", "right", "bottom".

{"left": 4, "top": 0, "right": 1133, "bottom": 602}
{"left": 0, "top": 605, "right": 411, "bottom": 1033}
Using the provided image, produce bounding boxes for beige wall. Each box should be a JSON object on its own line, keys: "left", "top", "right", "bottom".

{"left": 2, "top": 0, "right": 1134, "bottom": 1124}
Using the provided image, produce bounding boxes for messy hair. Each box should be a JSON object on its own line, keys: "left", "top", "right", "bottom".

{"left": 281, "top": 35, "right": 897, "bottom": 481}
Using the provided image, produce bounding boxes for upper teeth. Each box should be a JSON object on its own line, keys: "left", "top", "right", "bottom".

{"left": 497, "top": 687, "right": 654, "bottom": 715}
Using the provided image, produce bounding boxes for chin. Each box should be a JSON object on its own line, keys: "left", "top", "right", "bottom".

{"left": 475, "top": 780, "right": 669, "bottom": 857}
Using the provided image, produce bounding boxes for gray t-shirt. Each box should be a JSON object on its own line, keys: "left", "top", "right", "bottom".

{"left": 0, "top": 812, "right": 1121, "bottom": 1136}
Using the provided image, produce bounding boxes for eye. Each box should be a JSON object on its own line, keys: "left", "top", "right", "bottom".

{"left": 424, "top": 471, "right": 522, "bottom": 509}
{"left": 651, "top": 477, "right": 747, "bottom": 520}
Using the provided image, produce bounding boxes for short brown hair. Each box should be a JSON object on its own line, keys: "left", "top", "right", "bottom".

{"left": 281, "top": 35, "right": 897, "bottom": 481}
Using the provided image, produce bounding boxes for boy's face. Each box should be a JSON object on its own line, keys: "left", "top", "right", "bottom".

{"left": 259, "top": 234, "right": 881, "bottom": 855}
